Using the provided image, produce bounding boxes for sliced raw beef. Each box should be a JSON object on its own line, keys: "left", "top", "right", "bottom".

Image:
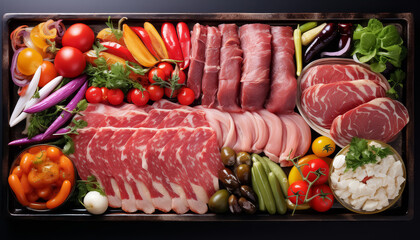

{"left": 265, "top": 26, "right": 297, "bottom": 114}
{"left": 108, "top": 128, "right": 154, "bottom": 213}
{"left": 187, "top": 24, "right": 207, "bottom": 99}
{"left": 69, "top": 128, "right": 97, "bottom": 180}
{"left": 201, "top": 26, "right": 222, "bottom": 107}
{"left": 239, "top": 24, "right": 272, "bottom": 111}
{"left": 135, "top": 109, "right": 171, "bottom": 128}
{"left": 300, "top": 64, "right": 389, "bottom": 91}
{"left": 158, "top": 109, "right": 191, "bottom": 128}
{"left": 330, "top": 97, "right": 409, "bottom": 147}
{"left": 151, "top": 99, "right": 193, "bottom": 110}
{"left": 217, "top": 24, "right": 243, "bottom": 112}
{"left": 301, "top": 80, "right": 387, "bottom": 128}
{"left": 121, "top": 128, "right": 172, "bottom": 212}
{"left": 180, "top": 110, "right": 209, "bottom": 128}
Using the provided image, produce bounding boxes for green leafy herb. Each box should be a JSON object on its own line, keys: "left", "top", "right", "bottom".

{"left": 76, "top": 175, "right": 106, "bottom": 206}
{"left": 352, "top": 19, "right": 407, "bottom": 73}
{"left": 345, "top": 137, "right": 393, "bottom": 171}
{"left": 105, "top": 16, "right": 123, "bottom": 40}
{"left": 92, "top": 41, "right": 108, "bottom": 57}
{"left": 27, "top": 105, "right": 62, "bottom": 139}
{"left": 386, "top": 69, "right": 406, "bottom": 99}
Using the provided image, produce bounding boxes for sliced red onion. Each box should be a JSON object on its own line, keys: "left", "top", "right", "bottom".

{"left": 8, "top": 128, "right": 69, "bottom": 145}
{"left": 41, "top": 81, "right": 88, "bottom": 140}
{"left": 22, "top": 28, "right": 36, "bottom": 49}
{"left": 9, "top": 66, "right": 41, "bottom": 126}
{"left": 24, "top": 75, "right": 87, "bottom": 114}
{"left": 10, "top": 48, "right": 30, "bottom": 87}
{"left": 320, "top": 38, "right": 351, "bottom": 58}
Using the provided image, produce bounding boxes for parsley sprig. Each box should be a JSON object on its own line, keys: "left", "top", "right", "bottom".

{"left": 76, "top": 175, "right": 106, "bottom": 206}
{"left": 345, "top": 137, "right": 393, "bottom": 171}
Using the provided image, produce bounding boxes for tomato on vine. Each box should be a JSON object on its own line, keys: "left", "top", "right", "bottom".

{"left": 301, "top": 158, "right": 330, "bottom": 185}
{"left": 287, "top": 180, "right": 311, "bottom": 205}
{"left": 309, "top": 184, "right": 334, "bottom": 212}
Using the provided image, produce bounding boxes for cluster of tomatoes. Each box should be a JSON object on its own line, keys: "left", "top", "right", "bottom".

{"left": 287, "top": 136, "right": 337, "bottom": 212}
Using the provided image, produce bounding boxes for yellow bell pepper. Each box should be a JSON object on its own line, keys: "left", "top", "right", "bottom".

{"left": 123, "top": 24, "right": 158, "bottom": 68}
{"left": 144, "top": 22, "right": 169, "bottom": 59}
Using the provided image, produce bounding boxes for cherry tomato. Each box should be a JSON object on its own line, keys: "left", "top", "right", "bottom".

{"left": 54, "top": 46, "right": 86, "bottom": 78}
{"left": 309, "top": 184, "right": 334, "bottom": 212}
{"left": 62, "top": 23, "right": 95, "bottom": 52}
{"left": 147, "top": 85, "right": 164, "bottom": 101}
{"left": 301, "top": 158, "right": 330, "bottom": 185}
{"left": 107, "top": 89, "right": 124, "bottom": 105}
{"left": 164, "top": 87, "right": 179, "bottom": 99}
{"left": 177, "top": 87, "right": 194, "bottom": 105}
{"left": 101, "top": 87, "right": 109, "bottom": 103}
{"left": 288, "top": 154, "right": 333, "bottom": 185}
{"left": 157, "top": 62, "right": 174, "bottom": 79}
{"left": 127, "top": 88, "right": 135, "bottom": 103}
{"left": 287, "top": 180, "right": 311, "bottom": 205}
{"left": 171, "top": 69, "right": 186, "bottom": 84}
{"left": 17, "top": 48, "right": 43, "bottom": 76}
{"left": 131, "top": 89, "right": 150, "bottom": 106}
{"left": 312, "top": 136, "right": 336, "bottom": 157}
{"left": 85, "top": 86, "right": 102, "bottom": 103}
{"left": 148, "top": 68, "right": 166, "bottom": 83}
{"left": 39, "top": 61, "right": 58, "bottom": 87}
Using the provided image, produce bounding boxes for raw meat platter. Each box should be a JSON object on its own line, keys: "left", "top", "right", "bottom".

{"left": 1, "top": 13, "right": 414, "bottom": 221}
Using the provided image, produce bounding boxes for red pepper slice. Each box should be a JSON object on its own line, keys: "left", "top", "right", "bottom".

{"left": 161, "top": 23, "right": 184, "bottom": 63}
{"left": 130, "top": 26, "right": 160, "bottom": 60}
{"left": 176, "top": 22, "right": 191, "bottom": 70}
{"left": 100, "top": 41, "right": 138, "bottom": 64}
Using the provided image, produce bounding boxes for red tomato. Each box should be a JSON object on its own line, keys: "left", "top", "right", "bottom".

{"left": 177, "top": 87, "right": 194, "bottom": 105}
{"left": 309, "top": 184, "right": 334, "bottom": 212}
{"left": 157, "top": 62, "right": 174, "bottom": 79}
{"left": 147, "top": 85, "right": 164, "bottom": 101}
{"left": 131, "top": 89, "right": 150, "bottom": 106}
{"left": 127, "top": 88, "right": 134, "bottom": 103}
{"left": 62, "top": 23, "right": 95, "bottom": 52}
{"left": 171, "top": 69, "right": 186, "bottom": 84}
{"left": 54, "top": 46, "right": 86, "bottom": 78}
{"left": 101, "top": 87, "right": 109, "bottom": 103}
{"left": 39, "top": 61, "right": 58, "bottom": 87}
{"left": 148, "top": 68, "right": 166, "bottom": 83}
{"left": 85, "top": 86, "right": 102, "bottom": 103}
{"left": 164, "top": 87, "right": 179, "bottom": 99}
{"left": 107, "top": 89, "right": 124, "bottom": 105}
{"left": 301, "top": 158, "right": 330, "bottom": 185}
{"left": 287, "top": 180, "right": 311, "bottom": 205}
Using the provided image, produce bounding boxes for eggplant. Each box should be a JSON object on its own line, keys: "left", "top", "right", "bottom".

{"left": 321, "top": 23, "right": 353, "bottom": 58}
{"left": 304, "top": 23, "right": 338, "bottom": 64}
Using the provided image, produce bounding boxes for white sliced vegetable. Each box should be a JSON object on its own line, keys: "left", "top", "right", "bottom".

{"left": 9, "top": 66, "right": 41, "bottom": 126}
{"left": 83, "top": 191, "right": 108, "bottom": 215}
{"left": 10, "top": 75, "right": 63, "bottom": 127}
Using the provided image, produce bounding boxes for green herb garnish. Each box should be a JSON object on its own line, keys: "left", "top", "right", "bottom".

{"left": 352, "top": 19, "right": 407, "bottom": 73}
{"left": 345, "top": 137, "right": 393, "bottom": 171}
{"left": 386, "top": 69, "right": 406, "bottom": 100}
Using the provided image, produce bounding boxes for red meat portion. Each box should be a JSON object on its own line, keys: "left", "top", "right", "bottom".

{"left": 187, "top": 24, "right": 207, "bottom": 99}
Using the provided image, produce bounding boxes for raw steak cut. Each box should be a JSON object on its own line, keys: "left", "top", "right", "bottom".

{"left": 187, "top": 24, "right": 207, "bottom": 99}
{"left": 265, "top": 26, "right": 297, "bottom": 114}
{"left": 330, "top": 97, "right": 409, "bottom": 147}
{"left": 301, "top": 80, "right": 387, "bottom": 128}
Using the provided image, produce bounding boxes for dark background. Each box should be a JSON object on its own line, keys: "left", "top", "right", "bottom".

{"left": 0, "top": 0, "right": 418, "bottom": 239}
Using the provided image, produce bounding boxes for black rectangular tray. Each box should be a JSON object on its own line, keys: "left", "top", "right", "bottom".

{"left": 2, "top": 13, "right": 415, "bottom": 221}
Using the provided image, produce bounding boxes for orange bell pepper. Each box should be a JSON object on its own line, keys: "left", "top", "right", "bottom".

{"left": 123, "top": 24, "right": 158, "bottom": 67}
{"left": 144, "top": 22, "right": 169, "bottom": 59}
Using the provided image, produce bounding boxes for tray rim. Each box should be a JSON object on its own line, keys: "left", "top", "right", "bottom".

{"left": 1, "top": 12, "right": 415, "bottom": 221}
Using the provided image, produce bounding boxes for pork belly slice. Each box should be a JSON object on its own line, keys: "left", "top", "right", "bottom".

{"left": 217, "top": 24, "right": 243, "bottom": 112}
{"left": 301, "top": 79, "right": 387, "bottom": 129}
{"left": 289, "top": 112, "right": 311, "bottom": 160}
{"left": 330, "top": 97, "right": 409, "bottom": 147}
{"left": 300, "top": 64, "right": 388, "bottom": 92}
{"left": 258, "top": 109, "right": 283, "bottom": 163}
{"left": 201, "top": 26, "right": 222, "bottom": 107}
{"left": 239, "top": 24, "right": 272, "bottom": 111}
{"left": 187, "top": 23, "right": 207, "bottom": 99}
{"left": 265, "top": 26, "right": 296, "bottom": 114}
{"left": 278, "top": 114, "right": 300, "bottom": 163}
{"left": 231, "top": 111, "right": 256, "bottom": 153}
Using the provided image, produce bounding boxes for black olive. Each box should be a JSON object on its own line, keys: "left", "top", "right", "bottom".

{"left": 236, "top": 152, "right": 251, "bottom": 166}
{"left": 235, "top": 164, "right": 251, "bottom": 185}
{"left": 218, "top": 168, "right": 240, "bottom": 189}
{"left": 220, "top": 147, "right": 236, "bottom": 167}
{"left": 240, "top": 185, "right": 257, "bottom": 204}
{"left": 228, "top": 194, "right": 242, "bottom": 214}
{"left": 238, "top": 197, "right": 257, "bottom": 214}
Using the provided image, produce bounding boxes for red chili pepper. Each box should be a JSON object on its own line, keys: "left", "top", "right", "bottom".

{"left": 130, "top": 26, "right": 160, "bottom": 60}
{"left": 100, "top": 41, "right": 138, "bottom": 64}
{"left": 161, "top": 23, "right": 184, "bottom": 63}
{"left": 176, "top": 22, "right": 191, "bottom": 70}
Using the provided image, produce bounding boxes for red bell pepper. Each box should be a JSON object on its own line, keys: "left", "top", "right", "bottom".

{"left": 176, "top": 22, "right": 191, "bottom": 70}
{"left": 130, "top": 26, "right": 160, "bottom": 60}
{"left": 101, "top": 41, "right": 138, "bottom": 64}
{"left": 161, "top": 23, "right": 184, "bottom": 64}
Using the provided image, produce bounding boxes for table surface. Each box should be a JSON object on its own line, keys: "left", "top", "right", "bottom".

{"left": 1, "top": 0, "right": 419, "bottom": 239}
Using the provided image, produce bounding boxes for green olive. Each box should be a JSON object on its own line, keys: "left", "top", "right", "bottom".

{"left": 235, "top": 164, "right": 251, "bottom": 185}
{"left": 208, "top": 189, "right": 229, "bottom": 213}
{"left": 236, "top": 152, "right": 251, "bottom": 166}
{"left": 220, "top": 147, "right": 236, "bottom": 167}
